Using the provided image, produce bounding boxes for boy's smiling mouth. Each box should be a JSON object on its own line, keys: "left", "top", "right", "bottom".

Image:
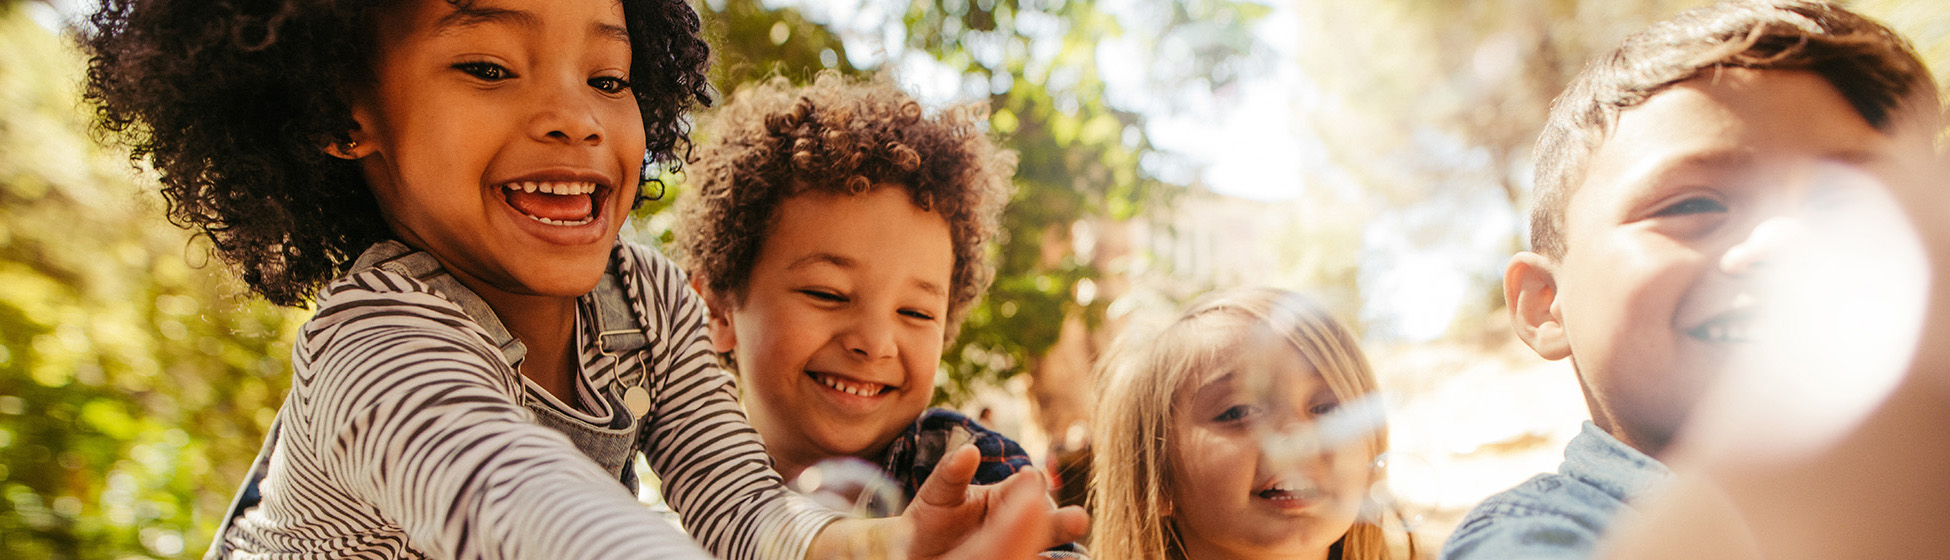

{"left": 500, "top": 180, "right": 609, "bottom": 226}
{"left": 807, "top": 370, "right": 893, "bottom": 397}
{"left": 1687, "top": 312, "right": 1762, "bottom": 343}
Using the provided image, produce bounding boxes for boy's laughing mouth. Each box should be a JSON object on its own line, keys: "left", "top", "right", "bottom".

{"left": 808, "top": 370, "right": 894, "bottom": 397}
{"left": 499, "top": 179, "right": 612, "bottom": 226}
{"left": 1686, "top": 311, "right": 1762, "bottom": 343}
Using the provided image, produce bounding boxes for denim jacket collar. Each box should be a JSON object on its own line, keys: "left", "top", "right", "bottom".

{"left": 1561, "top": 421, "right": 1672, "bottom": 504}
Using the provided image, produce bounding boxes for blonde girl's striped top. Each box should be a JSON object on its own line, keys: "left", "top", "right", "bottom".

{"left": 213, "top": 240, "right": 839, "bottom": 559}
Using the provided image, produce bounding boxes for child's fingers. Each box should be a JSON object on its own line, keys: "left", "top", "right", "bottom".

{"left": 914, "top": 444, "right": 980, "bottom": 509}
{"left": 1050, "top": 505, "right": 1090, "bottom": 544}
{"left": 948, "top": 470, "right": 1054, "bottom": 560}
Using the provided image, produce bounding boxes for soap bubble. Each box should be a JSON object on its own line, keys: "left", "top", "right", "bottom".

{"left": 792, "top": 456, "right": 907, "bottom": 519}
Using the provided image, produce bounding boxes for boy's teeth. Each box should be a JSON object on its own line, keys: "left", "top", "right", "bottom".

{"left": 815, "top": 373, "right": 884, "bottom": 396}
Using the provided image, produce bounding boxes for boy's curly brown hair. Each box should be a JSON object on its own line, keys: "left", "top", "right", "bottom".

{"left": 674, "top": 73, "right": 1015, "bottom": 338}
{"left": 82, "top": 0, "right": 712, "bottom": 306}
{"left": 1530, "top": 0, "right": 1939, "bottom": 260}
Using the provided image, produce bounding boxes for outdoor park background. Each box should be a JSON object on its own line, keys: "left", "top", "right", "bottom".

{"left": 2, "top": 0, "right": 1947, "bottom": 557}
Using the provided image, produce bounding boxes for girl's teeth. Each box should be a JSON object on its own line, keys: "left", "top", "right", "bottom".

{"left": 505, "top": 182, "right": 597, "bottom": 195}
{"left": 529, "top": 215, "right": 593, "bottom": 226}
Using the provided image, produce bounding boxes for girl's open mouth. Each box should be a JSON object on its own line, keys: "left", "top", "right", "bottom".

{"left": 501, "top": 181, "right": 606, "bottom": 226}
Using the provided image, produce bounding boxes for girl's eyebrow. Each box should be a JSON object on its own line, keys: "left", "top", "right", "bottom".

{"left": 436, "top": 6, "right": 539, "bottom": 36}
{"left": 436, "top": 6, "right": 631, "bottom": 47}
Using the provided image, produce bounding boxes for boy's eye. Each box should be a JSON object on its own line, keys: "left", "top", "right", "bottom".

{"left": 899, "top": 309, "right": 937, "bottom": 321}
{"left": 799, "top": 289, "right": 847, "bottom": 303}
{"left": 1214, "top": 404, "right": 1260, "bottom": 423}
{"left": 452, "top": 61, "right": 514, "bottom": 81}
{"left": 589, "top": 76, "right": 631, "bottom": 94}
{"left": 1654, "top": 196, "right": 1728, "bottom": 217}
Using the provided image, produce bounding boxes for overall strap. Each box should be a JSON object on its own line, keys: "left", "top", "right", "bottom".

{"left": 353, "top": 241, "right": 528, "bottom": 367}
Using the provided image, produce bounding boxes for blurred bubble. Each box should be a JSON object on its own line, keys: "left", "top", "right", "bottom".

{"left": 1705, "top": 163, "right": 1927, "bottom": 460}
{"left": 792, "top": 457, "right": 905, "bottom": 519}
{"left": 1255, "top": 393, "right": 1388, "bottom": 477}
{"left": 1364, "top": 451, "right": 1440, "bottom": 533}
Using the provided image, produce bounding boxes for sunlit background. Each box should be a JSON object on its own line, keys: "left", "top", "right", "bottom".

{"left": 3, "top": 0, "right": 1947, "bottom": 557}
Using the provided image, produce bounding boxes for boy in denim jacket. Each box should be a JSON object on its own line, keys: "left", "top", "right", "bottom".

{"left": 1442, "top": 2, "right": 1940, "bottom": 558}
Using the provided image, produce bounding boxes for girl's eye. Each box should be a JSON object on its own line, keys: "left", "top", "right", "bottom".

{"left": 1308, "top": 401, "right": 1341, "bottom": 417}
{"left": 899, "top": 309, "right": 937, "bottom": 321}
{"left": 590, "top": 76, "right": 631, "bottom": 94}
{"left": 453, "top": 61, "right": 513, "bottom": 81}
{"left": 1654, "top": 196, "right": 1728, "bottom": 217}
{"left": 800, "top": 289, "right": 847, "bottom": 303}
{"left": 1214, "top": 404, "right": 1259, "bottom": 423}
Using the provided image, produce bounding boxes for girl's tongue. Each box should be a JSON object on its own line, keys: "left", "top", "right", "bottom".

{"left": 504, "top": 188, "right": 594, "bottom": 222}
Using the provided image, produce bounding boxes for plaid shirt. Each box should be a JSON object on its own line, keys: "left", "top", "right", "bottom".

{"left": 882, "top": 408, "right": 1034, "bottom": 497}
{"left": 880, "top": 408, "right": 1087, "bottom": 559}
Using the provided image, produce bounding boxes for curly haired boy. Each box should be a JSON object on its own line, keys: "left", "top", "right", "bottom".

{"left": 673, "top": 72, "right": 1060, "bottom": 514}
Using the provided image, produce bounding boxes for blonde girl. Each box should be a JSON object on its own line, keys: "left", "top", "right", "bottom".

{"left": 1091, "top": 287, "right": 1412, "bottom": 559}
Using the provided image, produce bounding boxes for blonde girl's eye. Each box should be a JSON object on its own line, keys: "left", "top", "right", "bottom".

{"left": 589, "top": 76, "right": 631, "bottom": 94}
{"left": 452, "top": 61, "right": 514, "bottom": 81}
{"left": 1213, "top": 404, "right": 1260, "bottom": 423}
{"left": 1308, "top": 401, "right": 1341, "bottom": 417}
{"left": 899, "top": 308, "right": 937, "bottom": 321}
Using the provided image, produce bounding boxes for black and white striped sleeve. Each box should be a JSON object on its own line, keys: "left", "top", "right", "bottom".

{"left": 626, "top": 246, "right": 842, "bottom": 560}
{"left": 295, "top": 274, "right": 717, "bottom": 560}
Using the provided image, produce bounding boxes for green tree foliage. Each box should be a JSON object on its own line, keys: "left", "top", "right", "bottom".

{"left": 1287, "top": 0, "right": 1949, "bottom": 340}
{"left": 904, "top": 0, "right": 1271, "bottom": 402}
{"left": 664, "top": 0, "right": 1271, "bottom": 404}
{"left": 0, "top": 4, "right": 302, "bottom": 558}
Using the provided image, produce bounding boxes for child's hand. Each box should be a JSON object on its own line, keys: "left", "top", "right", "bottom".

{"left": 903, "top": 445, "right": 1089, "bottom": 560}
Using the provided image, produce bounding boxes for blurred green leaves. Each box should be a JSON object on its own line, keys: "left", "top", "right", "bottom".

{"left": 0, "top": 3, "right": 302, "bottom": 558}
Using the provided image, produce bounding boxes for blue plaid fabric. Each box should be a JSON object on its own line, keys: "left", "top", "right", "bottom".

{"left": 880, "top": 408, "right": 1087, "bottom": 558}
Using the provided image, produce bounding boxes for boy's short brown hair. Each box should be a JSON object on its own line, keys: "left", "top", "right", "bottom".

{"left": 674, "top": 73, "right": 1014, "bottom": 336}
{"left": 1530, "top": 0, "right": 1938, "bottom": 259}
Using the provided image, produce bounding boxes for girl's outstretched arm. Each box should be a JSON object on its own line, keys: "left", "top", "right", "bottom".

{"left": 289, "top": 275, "right": 714, "bottom": 560}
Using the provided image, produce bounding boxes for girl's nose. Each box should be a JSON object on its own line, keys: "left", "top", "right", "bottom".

{"left": 529, "top": 80, "right": 604, "bottom": 146}
{"left": 1721, "top": 215, "right": 1807, "bottom": 276}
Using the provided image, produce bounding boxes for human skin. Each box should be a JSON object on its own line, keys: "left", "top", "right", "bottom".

{"left": 1504, "top": 69, "right": 1913, "bottom": 459}
{"left": 344, "top": 2, "right": 1088, "bottom": 556}
{"left": 1600, "top": 77, "right": 1950, "bottom": 560}
{"left": 347, "top": 0, "right": 643, "bottom": 403}
{"left": 1168, "top": 327, "right": 1370, "bottom": 560}
{"left": 706, "top": 185, "right": 952, "bottom": 482}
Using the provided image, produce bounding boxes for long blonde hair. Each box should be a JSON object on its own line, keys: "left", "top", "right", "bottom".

{"left": 1088, "top": 287, "right": 1407, "bottom": 559}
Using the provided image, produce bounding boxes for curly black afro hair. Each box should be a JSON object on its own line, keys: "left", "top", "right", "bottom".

{"left": 673, "top": 73, "right": 1015, "bottom": 338}
{"left": 82, "top": 0, "right": 711, "bottom": 306}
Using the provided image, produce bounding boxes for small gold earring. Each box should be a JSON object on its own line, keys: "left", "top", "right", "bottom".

{"left": 341, "top": 140, "right": 359, "bottom": 153}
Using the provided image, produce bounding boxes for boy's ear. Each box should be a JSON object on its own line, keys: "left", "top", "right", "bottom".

{"left": 689, "top": 276, "right": 738, "bottom": 354}
{"left": 1506, "top": 252, "right": 1571, "bottom": 360}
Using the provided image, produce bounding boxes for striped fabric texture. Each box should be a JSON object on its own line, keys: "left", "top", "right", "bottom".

{"left": 212, "top": 241, "right": 838, "bottom": 559}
